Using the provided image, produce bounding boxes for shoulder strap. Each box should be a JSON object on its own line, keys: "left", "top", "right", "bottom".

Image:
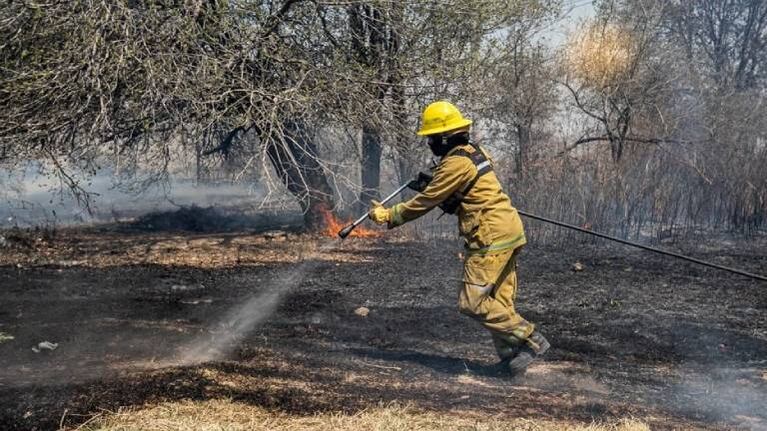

{"left": 457, "top": 144, "right": 493, "bottom": 196}
{"left": 437, "top": 144, "right": 495, "bottom": 215}
{"left": 447, "top": 148, "right": 472, "bottom": 159}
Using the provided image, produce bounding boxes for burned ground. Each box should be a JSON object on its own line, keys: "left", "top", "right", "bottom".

{"left": 0, "top": 226, "right": 766, "bottom": 430}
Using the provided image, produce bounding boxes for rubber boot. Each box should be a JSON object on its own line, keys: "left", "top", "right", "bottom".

{"left": 491, "top": 334, "right": 522, "bottom": 373}
{"left": 508, "top": 331, "right": 550, "bottom": 376}
{"left": 493, "top": 333, "right": 523, "bottom": 364}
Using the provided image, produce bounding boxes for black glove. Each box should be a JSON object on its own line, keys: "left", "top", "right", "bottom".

{"left": 407, "top": 172, "right": 433, "bottom": 193}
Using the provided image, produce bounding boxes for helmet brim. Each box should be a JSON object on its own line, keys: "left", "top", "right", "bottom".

{"left": 416, "top": 118, "right": 473, "bottom": 137}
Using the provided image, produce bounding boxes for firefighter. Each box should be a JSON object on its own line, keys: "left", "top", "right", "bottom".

{"left": 368, "top": 100, "right": 549, "bottom": 375}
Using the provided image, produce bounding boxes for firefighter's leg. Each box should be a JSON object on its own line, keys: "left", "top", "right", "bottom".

{"left": 489, "top": 255, "right": 526, "bottom": 362}
{"left": 458, "top": 249, "right": 548, "bottom": 372}
{"left": 492, "top": 249, "right": 550, "bottom": 374}
{"left": 458, "top": 249, "right": 534, "bottom": 338}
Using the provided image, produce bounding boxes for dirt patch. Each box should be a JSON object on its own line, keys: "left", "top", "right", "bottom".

{"left": 0, "top": 226, "right": 765, "bottom": 430}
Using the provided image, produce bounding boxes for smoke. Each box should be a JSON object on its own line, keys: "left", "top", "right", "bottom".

{"left": 176, "top": 240, "right": 337, "bottom": 365}
{"left": 671, "top": 366, "right": 767, "bottom": 428}
{"left": 0, "top": 165, "right": 272, "bottom": 228}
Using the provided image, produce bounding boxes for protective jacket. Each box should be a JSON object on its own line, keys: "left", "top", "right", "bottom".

{"left": 389, "top": 143, "right": 526, "bottom": 255}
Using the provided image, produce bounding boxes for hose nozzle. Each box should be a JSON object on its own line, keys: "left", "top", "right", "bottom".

{"left": 336, "top": 181, "right": 412, "bottom": 241}
{"left": 338, "top": 224, "right": 355, "bottom": 239}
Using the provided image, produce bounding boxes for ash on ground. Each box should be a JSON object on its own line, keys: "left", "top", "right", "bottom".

{"left": 129, "top": 205, "right": 302, "bottom": 233}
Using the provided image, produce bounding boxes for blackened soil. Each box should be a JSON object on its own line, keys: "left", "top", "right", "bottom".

{"left": 0, "top": 229, "right": 766, "bottom": 430}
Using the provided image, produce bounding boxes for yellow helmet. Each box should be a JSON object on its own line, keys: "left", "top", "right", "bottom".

{"left": 416, "top": 101, "right": 473, "bottom": 136}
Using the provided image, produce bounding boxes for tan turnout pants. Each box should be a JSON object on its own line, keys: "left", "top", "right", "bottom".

{"left": 458, "top": 247, "right": 535, "bottom": 359}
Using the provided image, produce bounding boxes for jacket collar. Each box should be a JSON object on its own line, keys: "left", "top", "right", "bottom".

{"left": 443, "top": 143, "right": 474, "bottom": 160}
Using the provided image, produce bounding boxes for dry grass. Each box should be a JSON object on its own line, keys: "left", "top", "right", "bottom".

{"left": 0, "top": 228, "right": 376, "bottom": 269}
{"left": 0, "top": 331, "right": 14, "bottom": 343}
{"left": 77, "top": 400, "right": 650, "bottom": 431}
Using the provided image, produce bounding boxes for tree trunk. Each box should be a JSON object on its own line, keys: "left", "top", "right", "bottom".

{"left": 195, "top": 140, "right": 203, "bottom": 185}
{"left": 359, "top": 124, "right": 382, "bottom": 208}
{"left": 390, "top": 56, "right": 417, "bottom": 187}
{"left": 349, "top": 3, "right": 397, "bottom": 212}
{"left": 516, "top": 123, "right": 531, "bottom": 178}
{"left": 267, "top": 120, "right": 335, "bottom": 231}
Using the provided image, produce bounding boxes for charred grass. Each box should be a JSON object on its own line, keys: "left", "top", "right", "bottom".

{"left": 0, "top": 225, "right": 765, "bottom": 430}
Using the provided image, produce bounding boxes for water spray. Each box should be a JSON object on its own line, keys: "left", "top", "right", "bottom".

{"left": 178, "top": 240, "right": 339, "bottom": 364}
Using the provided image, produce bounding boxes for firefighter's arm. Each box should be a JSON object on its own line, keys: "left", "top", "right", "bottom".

{"left": 387, "top": 156, "right": 475, "bottom": 228}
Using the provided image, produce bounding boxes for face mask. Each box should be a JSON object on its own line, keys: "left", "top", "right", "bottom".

{"left": 427, "top": 132, "right": 470, "bottom": 157}
{"left": 447, "top": 132, "right": 470, "bottom": 146}
{"left": 428, "top": 135, "right": 450, "bottom": 157}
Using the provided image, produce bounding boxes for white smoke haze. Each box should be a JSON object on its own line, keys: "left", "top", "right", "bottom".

{"left": 672, "top": 366, "right": 767, "bottom": 429}
{"left": 0, "top": 164, "right": 279, "bottom": 228}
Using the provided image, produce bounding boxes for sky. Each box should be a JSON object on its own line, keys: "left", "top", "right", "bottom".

{"left": 542, "top": 0, "right": 596, "bottom": 47}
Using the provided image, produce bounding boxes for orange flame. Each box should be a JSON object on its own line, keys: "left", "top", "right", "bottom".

{"left": 317, "top": 205, "right": 382, "bottom": 238}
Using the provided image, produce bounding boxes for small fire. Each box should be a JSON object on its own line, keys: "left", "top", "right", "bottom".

{"left": 318, "top": 205, "right": 382, "bottom": 238}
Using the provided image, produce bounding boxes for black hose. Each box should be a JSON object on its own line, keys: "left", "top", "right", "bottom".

{"left": 518, "top": 210, "right": 767, "bottom": 283}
